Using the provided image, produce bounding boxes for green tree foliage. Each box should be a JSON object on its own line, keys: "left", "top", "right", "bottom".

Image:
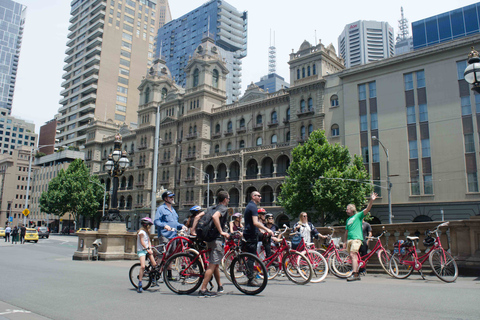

{"left": 278, "top": 130, "right": 372, "bottom": 225}
{"left": 39, "top": 159, "right": 104, "bottom": 223}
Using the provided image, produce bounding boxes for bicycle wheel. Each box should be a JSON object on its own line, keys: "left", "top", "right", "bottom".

{"left": 329, "top": 250, "right": 352, "bottom": 278}
{"left": 429, "top": 249, "right": 458, "bottom": 283}
{"left": 258, "top": 254, "right": 281, "bottom": 280}
{"left": 229, "top": 253, "right": 268, "bottom": 295}
{"left": 222, "top": 250, "right": 237, "bottom": 282}
{"left": 306, "top": 250, "right": 328, "bottom": 283}
{"left": 129, "top": 263, "right": 152, "bottom": 290}
{"left": 282, "top": 251, "right": 313, "bottom": 285}
{"left": 163, "top": 253, "right": 203, "bottom": 294}
{"left": 388, "top": 252, "right": 414, "bottom": 279}
{"left": 377, "top": 249, "right": 393, "bottom": 276}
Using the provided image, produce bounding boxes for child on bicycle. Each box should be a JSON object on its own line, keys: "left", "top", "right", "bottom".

{"left": 136, "top": 217, "right": 157, "bottom": 293}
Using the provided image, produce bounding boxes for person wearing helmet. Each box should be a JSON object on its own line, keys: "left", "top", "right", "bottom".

{"left": 185, "top": 206, "right": 203, "bottom": 235}
{"left": 136, "top": 217, "right": 157, "bottom": 293}
{"left": 154, "top": 191, "right": 186, "bottom": 241}
{"left": 265, "top": 213, "right": 277, "bottom": 232}
{"left": 229, "top": 212, "right": 243, "bottom": 234}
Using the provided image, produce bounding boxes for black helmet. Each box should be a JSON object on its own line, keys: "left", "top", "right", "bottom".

{"left": 265, "top": 213, "right": 273, "bottom": 219}
{"left": 423, "top": 236, "right": 435, "bottom": 247}
{"left": 162, "top": 191, "right": 175, "bottom": 200}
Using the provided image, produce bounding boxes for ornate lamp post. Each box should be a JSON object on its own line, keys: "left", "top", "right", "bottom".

{"left": 372, "top": 136, "right": 393, "bottom": 224}
{"left": 464, "top": 47, "right": 480, "bottom": 93}
{"left": 104, "top": 133, "right": 129, "bottom": 221}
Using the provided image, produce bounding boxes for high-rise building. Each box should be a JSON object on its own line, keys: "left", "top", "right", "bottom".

{"left": 255, "top": 73, "right": 289, "bottom": 93}
{"left": 338, "top": 20, "right": 394, "bottom": 68}
{"left": 0, "top": 107, "right": 37, "bottom": 155}
{"left": 155, "top": 0, "right": 247, "bottom": 104}
{"left": 38, "top": 119, "right": 58, "bottom": 155}
{"left": 56, "top": 0, "right": 171, "bottom": 148}
{"left": 412, "top": 2, "right": 480, "bottom": 50}
{"left": 0, "top": 0, "right": 26, "bottom": 113}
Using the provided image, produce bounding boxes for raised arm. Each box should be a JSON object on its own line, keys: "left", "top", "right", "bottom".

{"left": 363, "top": 192, "right": 378, "bottom": 215}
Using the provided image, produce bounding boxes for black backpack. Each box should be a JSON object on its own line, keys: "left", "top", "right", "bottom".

{"left": 195, "top": 205, "right": 219, "bottom": 242}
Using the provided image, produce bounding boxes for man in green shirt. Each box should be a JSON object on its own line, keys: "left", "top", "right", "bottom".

{"left": 343, "top": 192, "right": 378, "bottom": 281}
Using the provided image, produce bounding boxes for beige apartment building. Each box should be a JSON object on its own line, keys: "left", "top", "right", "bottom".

{"left": 84, "top": 33, "right": 480, "bottom": 227}
{"left": 56, "top": 0, "right": 171, "bottom": 148}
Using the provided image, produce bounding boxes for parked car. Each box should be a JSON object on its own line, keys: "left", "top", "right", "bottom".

{"left": 24, "top": 228, "right": 39, "bottom": 243}
{"left": 0, "top": 227, "right": 5, "bottom": 238}
{"left": 76, "top": 228, "right": 93, "bottom": 232}
{"left": 37, "top": 227, "right": 49, "bottom": 239}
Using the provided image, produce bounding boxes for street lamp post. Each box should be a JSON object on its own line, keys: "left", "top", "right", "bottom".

{"left": 372, "top": 136, "right": 393, "bottom": 224}
{"left": 104, "top": 133, "right": 129, "bottom": 222}
{"left": 190, "top": 165, "right": 209, "bottom": 208}
{"left": 464, "top": 47, "right": 480, "bottom": 93}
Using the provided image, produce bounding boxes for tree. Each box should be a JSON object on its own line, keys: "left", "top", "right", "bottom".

{"left": 278, "top": 130, "right": 372, "bottom": 225}
{"left": 39, "top": 159, "right": 105, "bottom": 224}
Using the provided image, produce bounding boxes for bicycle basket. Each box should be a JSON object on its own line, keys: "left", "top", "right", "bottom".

{"left": 423, "top": 236, "right": 435, "bottom": 247}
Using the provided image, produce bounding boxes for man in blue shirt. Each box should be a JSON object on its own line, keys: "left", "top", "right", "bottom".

{"left": 154, "top": 191, "right": 186, "bottom": 241}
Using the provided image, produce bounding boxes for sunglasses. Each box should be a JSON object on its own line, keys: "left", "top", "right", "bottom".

{"left": 253, "top": 194, "right": 261, "bottom": 197}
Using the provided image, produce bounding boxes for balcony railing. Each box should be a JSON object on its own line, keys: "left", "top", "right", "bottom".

{"left": 297, "top": 109, "right": 314, "bottom": 117}
{"left": 253, "top": 123, "right": 263, "bottom": 130}
{"left": 185, "top": 153, "right": 196, "bottom": 161}
{"left": 211, "top": 132, "right": 221, "bottom": 139}
{"left": 186, "top": 133, "right": 198, "bottom": 140}
{"left": 224, "top": 129, "right": 233, "bottom": 136}
{"left": 267, "top": 120, "right": 279, "bottom": 127}
{"left": 161, "top": 139, "right": 173, "bottom": 146}
{"left": 160, "top": 159, "right": 171, "bottom": 165}
{"left": 138, "top": 145, "right": 147, "bottom": 150}
{"left": 236, "top": 126, "right": 246, "bottom": 133}
{"left": 184, "top": 177, "right": 195, "bottom": 183}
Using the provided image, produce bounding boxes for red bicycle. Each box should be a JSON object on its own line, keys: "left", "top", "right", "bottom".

{"left": 389, "top": 222, "right": 458, "bottom": 283}
{"left": 291, "top": 233, "right": 329, "bottom": 283}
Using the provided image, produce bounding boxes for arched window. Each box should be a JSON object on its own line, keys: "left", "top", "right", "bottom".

{"left": 189, "top": 126, "right": 192, "bottom": 134}
{"left": 300, "top": 100, "right": 306, "bottom": 112}
{"left": 307, "top": 66, "right": 311, "bottom": 77}
{"left": 187, "top": 167, "right": 191, "bottom": 177}
{"left": 271, "top": 111, "right": 277, "bottom": 124}
{"left": 256, "top": 114, "right": 262, "bottom": 125}
{"left": 286, "top": 108, "right": 290, "bottom": 121}
{"left": 227, "top": 121, "right": 232, "bottom": 132}
{"left": 301, "top": 126, "right": 306, "bottom": 138}
{"left": 168, "top": 132, "right": 172, "bottom": 140}
{"left": 144, "top": 87, "right": 150, "bottom": 104}
{"left": 161, "top": 87, "right": 167, "bottom": 100}
{"left": 239, "top": 140, "right": 245, "bottom": 148}
{"left": 330, "top": 95, "right": 339, "bottom": 107}
{"left": 193, "top": 68, "right": 199, "bottom": 87}
{"left": 331, "top": 124, "right": 340, "bottom": 137}
{"left": 227, "top": 142, "right": 232, "bottom": 151}
{"left": 271, "top": 134, "right": 277, "bottom": 144}
{"left": 239, "top": 118, "right": 245, "bottom": 127}
{"left": 313, "top": 64, "right": 316, "bottom": 75}
{"left": 215, "top": 123, "right": 220, "bottom": 133}
{"left": 212, "top": 69, "right": 219, "bottom": 88}
{"left": 188, "top": 146, "right": 191, "bottom": 154}
{"left": 286, "top": 131, "right": 290, "bottom": 142}
{"left": 214, "top": 144, "right": 219, "bottom": 153}
{"left": 193, "top": 125, "right": 197, "bottom": 133}
{"left": 164, "top": 132, "right": 168, "bottom": 141}
{"left": 302, "top": 67, "right": 305, "bottom": 78}
{"left": 308, "top": 98, "right": 313, "bottom": 111}
{"left": 193, "top": 146, "right": 196, "bottom": 154}
{"left": 297, "top": 69, "right": 300, "bottom": 79}
{"left": 308, "top": 124, "right": 313, "bottom": 135}
{"left": 256, "top": 137, "right": 262, "bottom": 146}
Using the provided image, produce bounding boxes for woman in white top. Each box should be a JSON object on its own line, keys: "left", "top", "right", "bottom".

{"left": 136, "top": 217, "right": 157, "bottom": 293}
{"left": 293, "top": 212, "right": 326, "bottom": 244}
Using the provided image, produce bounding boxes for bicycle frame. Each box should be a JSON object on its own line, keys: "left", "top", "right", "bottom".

{"left": 356, "top": 231, "right": 388, "bottom": 269}
{"left": 396, "top": 227, "right": 444, "bottom": 271}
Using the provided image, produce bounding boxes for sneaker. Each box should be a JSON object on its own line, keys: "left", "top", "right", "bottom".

{"left": 246, "top": 279, "right": 261, "bottom": 287}
{"left": 346, "top": 273, "right": 361, "bottom": 282}
{"left": 137, "top": 282, "right": 143, "bottom": 293}
{"left": 217, "top": 285, "right": 224, "bottom": 293}
{"left": 151, "top": 279, "right": 158, "bottom": 287}
{"left": 199, "top": 290, "right": 217, "bottom": 297}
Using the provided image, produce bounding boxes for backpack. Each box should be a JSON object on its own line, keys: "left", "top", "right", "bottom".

{"left": 195, "top": 205, "right": 219, "bottom": 242}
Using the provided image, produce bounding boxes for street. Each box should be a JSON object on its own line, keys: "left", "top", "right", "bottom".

{"left": 0, "top": 235, "right": 478, "bottom": 320}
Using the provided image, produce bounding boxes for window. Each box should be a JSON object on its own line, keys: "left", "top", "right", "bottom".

{"left": 256, "top": 137, "right": 262, "bottom": 146}
{"left": 271, "top": 134, "right": 277, "bottom": 144}
{"left": 116, "top": 105, "right": 127, "bottom": 112}
{"left": 467, "top": 173, "right": 479, "bottom": 192}
{"left": 115, "top": 114, "right": 126, "bottom": 121}
{"left": 212, "top": 69, "right": 219, "bottom": 88}
{"left": 239, "top": 140, "right": 245, "bottom": 148}
{"left": 119, "top": 67, "right": 129, "bottom": 76}
{"left": 256, "top": 114, "right": 262, "bottom": 125}
{"left": 307, "top": 66, "right": 311, "bottom": 77}
{"left": 214, "top": 144, "right": 219, "bottom": 153}
{"left": 407, "top": 106, "right": 416, "bottom": 124}
{"left": 404, "top": 73, "right": 414, "bottom": 90}
{"left": 161, "top": 88, "right": 168, "bottom": 100}
{"left": 271, "top": 111, "right": 277, "bottom": 123}
{"left": 411, "top": 176, "right": 420, "bottom": 195}
{"left": 360, "top": 114, "right": 368, "bottom": 131}
{"left": 144, "top": 87, "right": 150, "bottom": 103}
{"left": 300, "top": 126, "right": 306, "bottom": 138}
{"left": 227, "top": 121, "right": 232, "bottom": 132}
{"left": 308, "top": 98, "right": 313, "bottom": 111}
{"left": 122, "top": 32, "right": 133, "bottom": 41}
{"left": 358, "top": 84, "right": 366, "bottom": 100}
{"left": 421, "top": 139, "right": 430, "bottom": 157}
{"left": 227, "top": 142, "right": 232, "bottom": 151}
{"left": 371, "top": 113, "right": 378, "bottom": 130}
{"left": 300, "top": 100, "right": 306, "bottom": 112}
{"left": 286, "top": 131, "right": 290, "bottom": 142}
{"left": 461, "top": 96, "right": 472, "bottom": 115}
{"left": 193, "top": 68, "right": 199, "bottom": 87}
{"left": 330, "top": 95, "right": 339, "bottom": 107}
{"left": 313, "top": 64, "right": 316, "bottom": 75}
{"left": 362, "top": 146, "right": 369, "bottom": 163}
{"left": 120, "top": 58, "right": 130, "bottom": 67}
{"left": 286, "top": 108, "right": 290, "bottom": 121}
{"left": 239, "top": 118, "right": 245, "bottom": 128}
{"left": 409, "top": 140, "right": 418, "bottom": 159}
{"left": 465, "top": 133, "right": 475, "bottom": 153}
{"left": 215, "top": 123, "right": 220, "bottom": 133}
{"left": 372, "top": 145, "right": 380, "bottom": 162}
{"left": 424, "top": 175, "right": 433, "bottom": 194}
{"left": 117, "top": 86, "right": 128, "bottom": 94}
{"left": 419, "top": 104, "right": 428, "bottom": 122}
{"left": 416, "top": 70, "right": 425, "bottom": 88}
{"left": 331, "top": 124, "right": 339, "bottom": 137}
{"left": 297, "top": 69, "right": 300, "bottom": 79}
{"left": 308, "top": 124, "right": 313, "bottom": 135}
{"left": 369, "top": 82, "right": 376, "bottom": 98}
{"left": 302, "top": 67, "right": 305, "bottom": 78}
{"left": 117, "top": 95, "right": 127, "bottom": 103}
{"left": 456, "top": 60, "right": 467, "bottom": 80}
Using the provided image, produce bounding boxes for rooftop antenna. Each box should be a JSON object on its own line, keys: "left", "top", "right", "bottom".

{"left": 268, "top": 29, "right": 276, "bottom": 74}
{"left": 315, "top": 30, "right": 317, "bottom": 45}
{"left": 397, "top": 6, "right": 410, "bottom": 42}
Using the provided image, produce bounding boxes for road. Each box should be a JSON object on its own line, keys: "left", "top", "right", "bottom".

{"left": 0, "top": 235, "right": 478, "bottom": 320}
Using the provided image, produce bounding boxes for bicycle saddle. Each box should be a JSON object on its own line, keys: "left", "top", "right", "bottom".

{"left": 407, "top": 236, "right": 419, "bottom": 241}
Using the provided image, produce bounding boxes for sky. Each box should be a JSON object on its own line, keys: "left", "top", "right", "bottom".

{"left": 10, "top": 0, "right": 479, "bottom": 134}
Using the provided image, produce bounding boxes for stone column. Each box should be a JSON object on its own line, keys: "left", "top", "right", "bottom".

{"left": 226, "top": 169, "right": 230, "bottom": 180}
{"left": 214, "top": 170, "right": 218, "bottom": 182}
{"left": 273, "top": 164, "right": 278, "bottom": 177}
{"left": 257, "top": 166, "right": 262, "bottom": 179}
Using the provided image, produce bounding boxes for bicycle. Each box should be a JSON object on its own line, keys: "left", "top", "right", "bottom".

{"left": 290, "top": 232, "right": 329, "bottom": 283}
{"left": 315, "top": 227, "right": 351, "bottom": 278}
{"left": 163, "top": 237, "right": 268, "bottom": 295}
{"left": 220, "top": 231, "right": 243, "bottom": 282}
{"left": 388, "top": 221, "right": 458, "bottom": 283}
{"left": 330, "top": 227, "right": 392, "bottom": 278}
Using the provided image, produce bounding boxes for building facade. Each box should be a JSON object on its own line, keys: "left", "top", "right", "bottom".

{"left": 0, "top": 107, "right": 37, "bottom": 155}
{"left": 155, "top": 0, "right": 247, "bottom": 104}
{"left": 56, "top": 0, "right": 171, "bottom": 148}
{"left": 255, "top": 73, "right": 289, "bottom": 93}
{"left": 38, "top": 119, "right": 58, "bottom": 155}
{"left": 338, "top": 20, "right": 394, "bottom": 68}
{"left": 0, "top": 0, "right": 26, "bottom": 113}
{"left": 412, "top": 2, "right": 480, "bottom": 50}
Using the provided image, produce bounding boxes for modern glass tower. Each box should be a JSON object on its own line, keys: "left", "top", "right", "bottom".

{"left": 412, "top": 2, "right": 480, "bottom": 50}
{"left": 156, "top": 0, "right": 247, "bottom": 103}
{"left": 56, "top": 0, "right": 171, "bottom": 148}
{"left": 0, "top": 0, "right": 26, "bottom": 114}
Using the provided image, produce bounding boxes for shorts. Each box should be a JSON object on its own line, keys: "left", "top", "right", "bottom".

{"left": 137, "top": 249, "right": 148, "bottom": 257}
{"left": 206, "top": 239, "right": 223, "bottom": 265}
{"left": 346, "top": 240, "right": 362, "bottom": 254}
